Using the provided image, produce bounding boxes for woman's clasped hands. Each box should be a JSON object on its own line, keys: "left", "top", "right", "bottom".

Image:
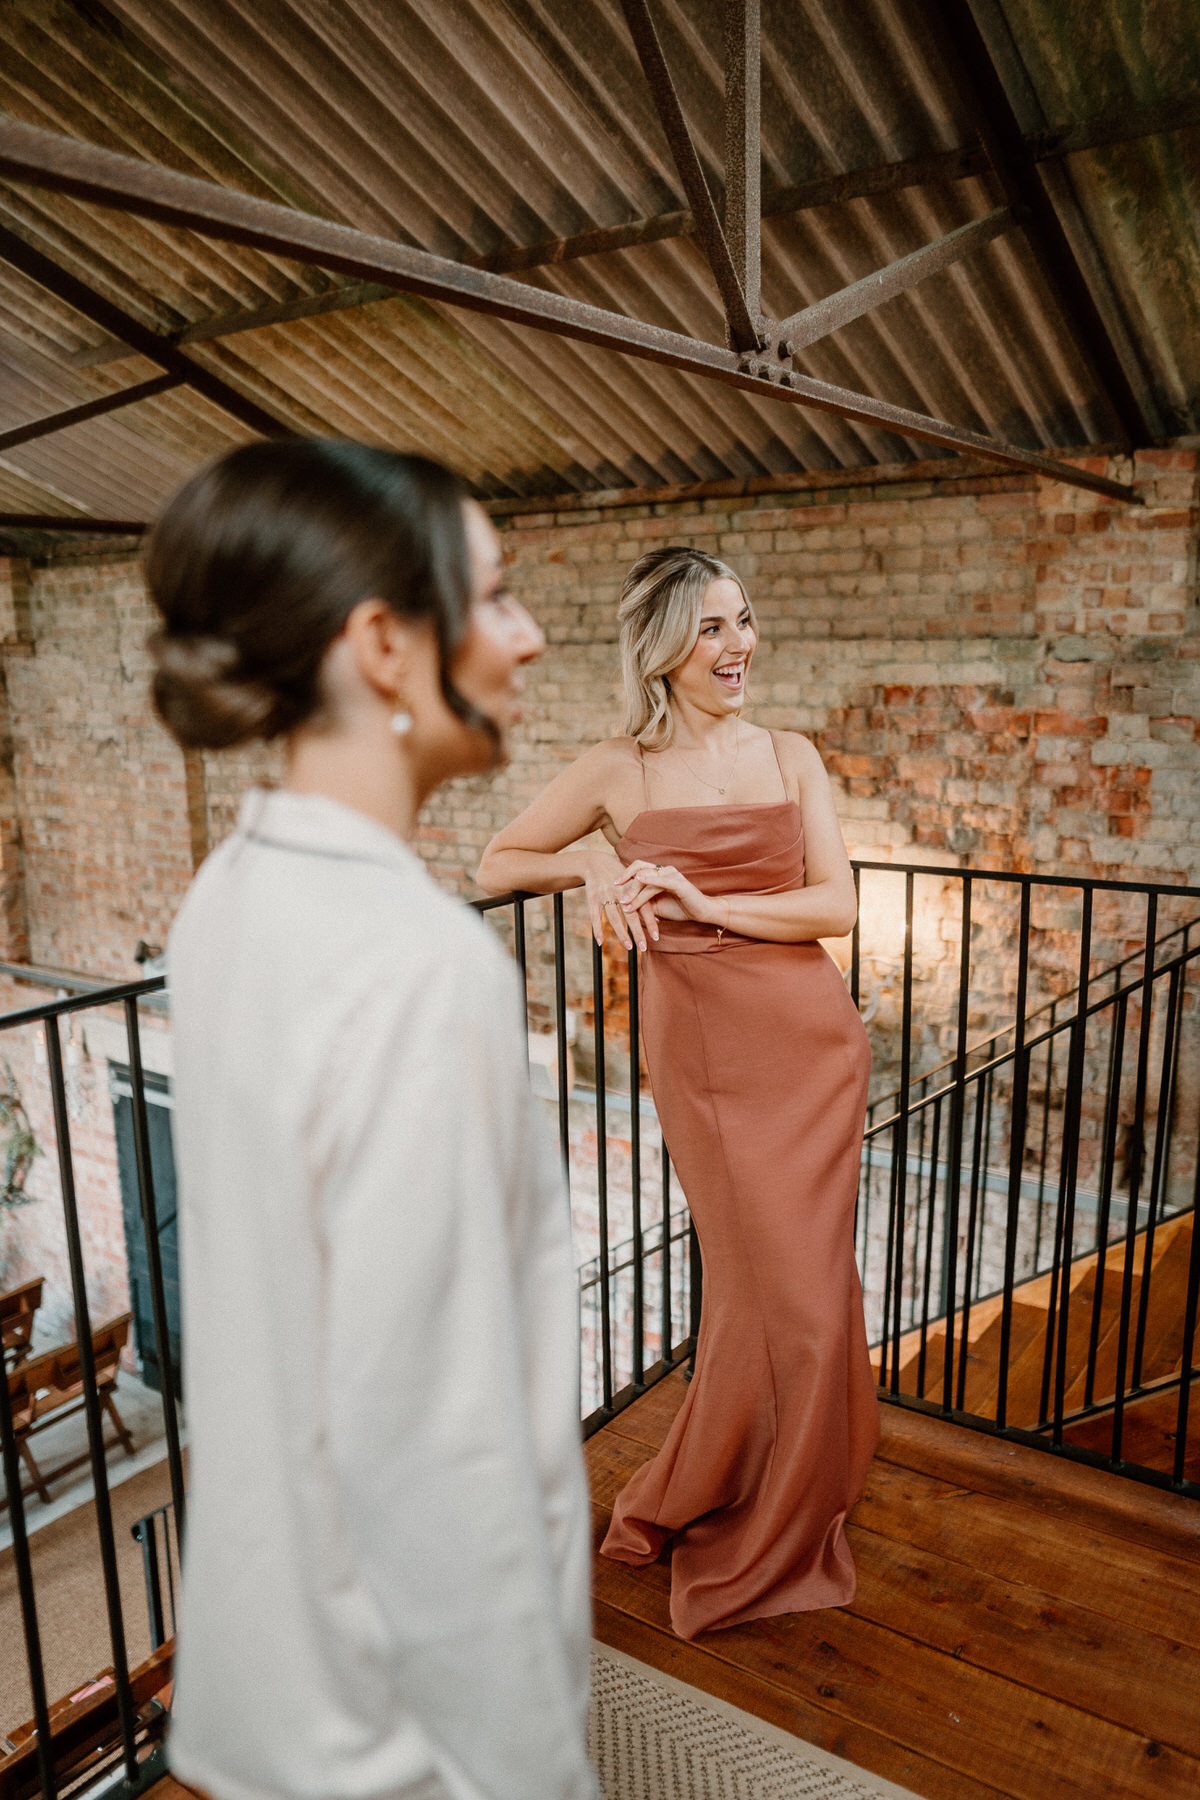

{"left": 604, "top": 858, "right": 733, "bottom": 947}
{"left": 584, "top": 850, "right": 658, "bottom": 952}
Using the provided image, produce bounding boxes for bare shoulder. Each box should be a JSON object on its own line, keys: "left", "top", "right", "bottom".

{"left": 582, "top": 734, "right": 642, "bottom": 773}
{"left": 555, "top": 733, "right": 640, "bottom": 797}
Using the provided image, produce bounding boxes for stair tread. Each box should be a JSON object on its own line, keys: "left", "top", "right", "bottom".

{"left": 1131, "top": 1222, "right": 1198, "bottom": 1384}
{"left": 875, "top": 1213, "right": 1194, "bottom": 1431}
{"left": 1060, "top": 1270, "right": 1145, "bottom": 1413}
{"left": 962, "top": 1303, "right": 1050, "bottom": 1416}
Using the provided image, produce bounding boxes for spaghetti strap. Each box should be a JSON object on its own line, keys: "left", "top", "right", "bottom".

{"left": 638, "top": 741, "right": 651, "bottom": 807}
{"left": 767, "top": 730, "right": 790, "bottom": 801}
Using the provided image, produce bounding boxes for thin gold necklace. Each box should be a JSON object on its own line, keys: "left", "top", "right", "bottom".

{"left": 672, "top": 721, "right": 741, "bottom": 795}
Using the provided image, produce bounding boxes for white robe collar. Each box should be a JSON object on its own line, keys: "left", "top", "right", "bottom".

{"left": 235, "top": 785, "right": 422, "bottom": 878}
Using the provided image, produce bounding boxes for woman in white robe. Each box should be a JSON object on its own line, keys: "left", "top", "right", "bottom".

{"left": 147, "top": 441, "right": 596, "bottom": 1800}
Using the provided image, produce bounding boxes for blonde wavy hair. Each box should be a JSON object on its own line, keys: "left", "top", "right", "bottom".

{"left": 618, "top": 545, "right": 753, "bottom": 748}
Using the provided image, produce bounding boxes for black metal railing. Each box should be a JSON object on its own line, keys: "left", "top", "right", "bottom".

{"left": 850, "top": 862, "right": 1200, "bottom": 1499}
{"left": 0, "top": 976, "right": 178, "bottom": 1799}
{"left": 2, "top": 860, "right": 1199, "bottom": 1794}
{"left": 130, "top": 1503, "right": 179, "bottom": 1653}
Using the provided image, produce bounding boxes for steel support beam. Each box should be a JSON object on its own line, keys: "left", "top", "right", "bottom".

{"left": 0, "top": 514, "right": 146, "bottom": 532}
{"left": 777, "top": 207, "right": 1016, "bottom": 351}
{"left": 70, "top": 283, "right": 396, "bottom": 368}
{"left": 0, "top": 221, "right": 290, "bottom": 441}
{"left": 930, "top": 0, "right": 1153, "bottom": 445}
{"left": 722, "top": 0, "right": 761, "bottom": 327}
{"left": 0, "top": 119, "right": 1137, "bottom": 504}
{"left": 0, "top": 374, "right": 182, "bottom": 453}
{"left": 619, "top": 0, "right": 760, "bottom": 352}
{"left": 62, "top": 88, "right": 1200, "bottom": 371}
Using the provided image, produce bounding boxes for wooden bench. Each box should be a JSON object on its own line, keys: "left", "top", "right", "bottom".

{"left": 5, "top": 1314, "right": 135, "bottom": 1506}
{"left": 0, "top": 1278, "right": 43, "bottom": 1369}
{"left": 0, "top": 1641, "right": 173, "bottom": 1799}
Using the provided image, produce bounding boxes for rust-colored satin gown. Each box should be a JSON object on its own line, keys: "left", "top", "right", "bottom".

{"left": 600, "top": 754, "right": 879, "bottom": 1639}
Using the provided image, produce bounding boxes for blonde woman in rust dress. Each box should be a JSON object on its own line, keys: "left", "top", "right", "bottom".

{"left": 477, "top": 545, "right": 878, "bottom": 1640}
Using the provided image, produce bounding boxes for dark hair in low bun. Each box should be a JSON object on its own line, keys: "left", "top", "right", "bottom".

{"left": 150, "top": 633, "right": 278, "bottom": 749}
{"left": 145, "top": 439, "right": 476, "bottom": 752}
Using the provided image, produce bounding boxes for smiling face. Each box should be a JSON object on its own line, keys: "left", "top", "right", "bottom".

{"left": 665, "top": 576, "right": 756, "bottom": 718}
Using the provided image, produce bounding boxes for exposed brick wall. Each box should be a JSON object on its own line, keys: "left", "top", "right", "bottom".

{"left": 1, "top": 451, "right": 1198, "bottom": 1346}
{"left": 0, "top": 554, "right": 195, "bottom": 980}
{"left": 7, "top": 451, "right": 1196, "bottom": 983}
{"left": 416, "top": 449, "right": 1200, "bottom": 896}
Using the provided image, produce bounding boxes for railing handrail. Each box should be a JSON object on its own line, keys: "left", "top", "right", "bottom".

{"left": 0, "top": 973, "right": 166, "bottom": 1032}
{"left": 852, "top": 857, "right": 1200, "bottom": 898}
{"left": 870, "top": 910, "right": 1200, "bottom": 1117}
{"left": 865, "top": 928, "right": 1200, "bottom": 1139}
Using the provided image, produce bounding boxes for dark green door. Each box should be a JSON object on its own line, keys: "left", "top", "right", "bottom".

{"left": 111, "top": 1064, "right": 181, "bottom": 1397}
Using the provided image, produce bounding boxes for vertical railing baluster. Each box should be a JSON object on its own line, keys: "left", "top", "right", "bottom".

{"left": 879, "top": 1131, "right": 897, "bottom": 1390}
{"left": 1134, "top": 959, "right": 1182, "bottom": 1386}
{"left": 975, "top": 1064, "right": 995, "bottom": 1302}
{"left": 44, "top": 1014, "right": 138, "bottom": 1781}
{"left": 956, "top": 1073, "right": 986, "bottom": 1412}
{"left": 850, "top": 866, "right": 860, "bottom": 1010}
{"left": 888, "top": 872, "right": 914, "bottom": 1393}
{"left": 132, "top": 1514, "right": 167, "bottom": 1651}
{"left": 553, "top": 895, "right": 571, "bottom": 1190}
{"left": 660, "top": 1137, "right": 672, "bottom": 1360}
{"left": 1171, "top": 1099, "right": 1200, "bottom": 1488}
{"left": 628, "top": 946, "right": 644, "bottom": 1390}
{"left": 914, "top": 1096, "right": 929, "bottom": 1340}
{"left": 513, "top": 898, "right": 529, "bottom": 1070}
{"left": 1035, "top": 1001, "right": 1056, "bottom": 1264}
{"left": 0, "top": 1323, "right": 55, "bottom": 1799}
{"left": 1040, "top": 1146, "right": 1070, "bottom": 1426}
{"left": 996, "top": 881, "right": 1031, "bottom": 1431}
{"left": 124, "top": 998, "right": 187, "bottom": 1548}
{"left": 916, "top": 1096, "right": 941, "bottom": 1398}
{"left": 591, "top": 940, "right": 613, "bottom": 1412}
{"left": 1112, "top": 893, "right": 1159, "bottom": 1458}
{"left": 1052, "top": 890, "right": 1093, "bottom": 1445}
{"left": 688, "top": 1219, "right": 702, "bottom": 1378}
{"left": 1086, "top": 991, "right": 1127, "bottom": 1410}
{"left": 941, "top": 875, "right": 971, "bottom": 1412}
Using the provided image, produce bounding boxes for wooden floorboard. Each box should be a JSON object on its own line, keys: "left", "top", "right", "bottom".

{"left": 588, "top": 1369, "right": 1200, "bottom": 1800}
{"left": 855, "top": 1456, "right": 1200, "bottom": 1650}
{"left": 594, "top": 1596, "right": 1012, "bottom": 1800}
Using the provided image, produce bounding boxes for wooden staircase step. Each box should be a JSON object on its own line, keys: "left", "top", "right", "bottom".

{"left": 1055, "top": 1212, "right": 1194, "bottom": 1412}
{"left": 894, "top": 1330, "right": 947, "bottom": 1400}
{"left": 872, "top": 1213, "right": 1194, "bottom": 1436}
{"left": 1000, "top": 1263, "right": 1100, "bottom": 1428}
{"left": 961, "top": 1302, "right": 1048, "bottom": 1417}
{"left": 1130, "top": 1220, "right": 1197, "bottom": 1386}
{"left": 1060, "top": 1271, "right": 1145, "bottom": 1415}
{"left": 1059, "top": 1374, "right": 1200, "bottom": 1483}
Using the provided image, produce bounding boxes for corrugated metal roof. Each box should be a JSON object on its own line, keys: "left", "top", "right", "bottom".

{"left": 1, "top": 0, "right": 1199, "bottom": 543}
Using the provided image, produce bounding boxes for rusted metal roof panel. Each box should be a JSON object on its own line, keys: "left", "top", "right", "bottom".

{"left": 0, "top": 0, "right": 1198, "bottom": 536}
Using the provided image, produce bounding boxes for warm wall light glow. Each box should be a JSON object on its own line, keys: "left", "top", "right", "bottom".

{"left": 856, "top": 870, "right": 913, "bottom": 966}
{"left": 853, "top": 866, "right": 963, "bottom": 1017}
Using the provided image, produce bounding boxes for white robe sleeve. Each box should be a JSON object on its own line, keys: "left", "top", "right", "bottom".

{"left": 309, "top": 920, "right": 595, "bottom": 1800}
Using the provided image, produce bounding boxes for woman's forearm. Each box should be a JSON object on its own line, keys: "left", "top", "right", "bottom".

{"left": 707, "top": 882, "right": 857, "bottom": 944}
{"left": 475, "top": 844, "right": 596, "bottom": 896}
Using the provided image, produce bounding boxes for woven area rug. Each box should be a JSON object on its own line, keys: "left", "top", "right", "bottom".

{"left": 590, "top": 1645, "right": 922, "bottom": 1800}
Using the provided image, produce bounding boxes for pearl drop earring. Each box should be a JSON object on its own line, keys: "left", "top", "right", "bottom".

{"left": 391, "top": 696, "right": 413, "bottom": 736}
